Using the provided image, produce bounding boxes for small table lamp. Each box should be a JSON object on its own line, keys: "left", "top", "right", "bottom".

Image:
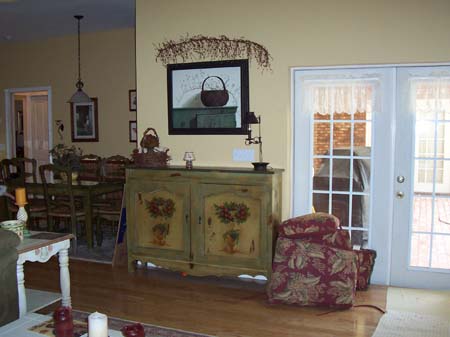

{"left": 183, "top": 152, "right": 195, "bottom": 169}
{"left": 244, "top": 111, "right": 269, "bottom": 171}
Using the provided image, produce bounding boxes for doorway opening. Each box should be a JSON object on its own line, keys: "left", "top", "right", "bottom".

{"left": 4, "top": 87, "right": 53, "bottom": 170}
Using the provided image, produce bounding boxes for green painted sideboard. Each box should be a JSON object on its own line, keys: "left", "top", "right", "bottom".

{"left": 125, "top": 166, "right": 283, "bottom": 277}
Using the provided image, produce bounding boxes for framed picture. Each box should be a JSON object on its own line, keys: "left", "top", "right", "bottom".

{"left": 70, "top": 98, "right": 99, "bottom": 142}
{"left": 129, "top": 120, "right": 137, "bottom": 142}
{"left": 167, "top": 59, "right": 249, "bottom": 135}
{"left": 129, "top": 90, "right": 137, "bottom": 111}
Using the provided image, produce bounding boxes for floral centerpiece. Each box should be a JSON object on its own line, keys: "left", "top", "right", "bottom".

{"left": 49, "top": 144, "right": 83, "bottom": 172}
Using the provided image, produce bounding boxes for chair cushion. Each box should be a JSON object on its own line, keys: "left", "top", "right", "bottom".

{"left": 267, "top": 237, "right": 357, "bottom": 308}
{"left": 278, "top": 213, "right": 340, "bottom": 237}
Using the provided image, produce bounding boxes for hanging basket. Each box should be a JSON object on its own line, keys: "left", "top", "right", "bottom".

{"left": 200, "top": 76, "right": 229, "bottom": 107}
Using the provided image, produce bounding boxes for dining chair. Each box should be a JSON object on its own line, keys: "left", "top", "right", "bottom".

{"left": 79, "top": 154, "right": 102, "bottom": 181}
{"left": 0, "top": 158, "right": 46, "bottom": 229}
{"left": 93, "top": 155, "right": 129, "bottom": 245}
{"left": 11, "top": 157, "right": 38, "bottom": 183}
{"left": 101, "top": 155, "right": 131, "bottom": 183}
{"left": 39, "top": 164, "right": 85, "bottom": 250}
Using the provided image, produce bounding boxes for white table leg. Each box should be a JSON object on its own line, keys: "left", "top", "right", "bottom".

{"left": 16, "top": 261, "right": 27, "bottom": 317}
{"left": 59, "top": 248, "right": 71, "bottom": 307}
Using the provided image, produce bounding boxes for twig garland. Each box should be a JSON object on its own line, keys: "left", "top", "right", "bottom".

{"left": 155, "top": 34, "right": 273, "bottom": 71}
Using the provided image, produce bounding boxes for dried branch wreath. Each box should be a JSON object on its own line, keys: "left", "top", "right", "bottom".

{"left": 155, "top": 35, "right": 272, "bottom": 71}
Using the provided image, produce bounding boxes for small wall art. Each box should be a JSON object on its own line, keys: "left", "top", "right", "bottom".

{"left": 70, "top": 98, "right": 99, "bottom": 142}
{"left": 167, "top": 59, "right": 249, "bottom": 135}
{"left": 129, "top": 120, "right": 137, "bottom": 142}
{"left": 129, "top": 90, "right": 137, "bottom": 111}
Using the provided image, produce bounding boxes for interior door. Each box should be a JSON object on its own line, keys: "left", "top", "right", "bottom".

{"left": 293, "top": 67, "right": 395, "bottom": 285}
{"left": 391, "top": 66, "right": 450, "bottom": 289}
{"left": 26, "top": 95, "right": 50, "bottom": 168}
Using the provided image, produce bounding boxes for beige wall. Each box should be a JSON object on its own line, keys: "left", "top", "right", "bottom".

{"left": 137, "top": 0, "right": 450, "bottom": 218}
{"left": 0, "top": 28, "right": 136, "bottom": 159}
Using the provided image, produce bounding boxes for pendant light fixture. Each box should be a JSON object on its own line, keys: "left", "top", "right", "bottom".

{"left": 68, "top": 15, "right": 91, "bottom": 103}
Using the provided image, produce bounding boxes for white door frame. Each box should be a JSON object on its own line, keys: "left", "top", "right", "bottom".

{"left": 4, "top": 86, "right": 53, "bottom": 159}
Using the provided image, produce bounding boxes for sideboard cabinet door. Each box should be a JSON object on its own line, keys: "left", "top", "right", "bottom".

{"left": 191, "top": 183, "right": 269, "bottom": 276}
{"left": 127, "top": 180, "right": 191, "bottom": 265}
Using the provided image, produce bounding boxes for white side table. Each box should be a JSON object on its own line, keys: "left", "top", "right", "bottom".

{"left": 16, "top": 232, "right": 74, "bottom": 317}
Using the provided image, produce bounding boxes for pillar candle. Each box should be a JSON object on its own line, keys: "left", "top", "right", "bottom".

{"left": 88, "top": 312, "right": 108, "bottom": 337}
{"left": 15, "top": 187, "right": 27, "bottom": 206}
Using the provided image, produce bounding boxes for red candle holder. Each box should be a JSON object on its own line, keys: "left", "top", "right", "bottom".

{"left": 121, "top": 323, "right": 145, "bottom": 337}
{"left": 53, "top": 306, "right": 74, "bottom": 337}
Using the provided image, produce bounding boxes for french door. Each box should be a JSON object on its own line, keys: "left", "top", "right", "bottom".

{"left": 294, "top": 65, "right": 450, "bottom": 288}
{"left": 293, "top": 67, "right": 395, "bottom": 285}
{"left": 391, "top": 66, "right": 450, "bottom": 289}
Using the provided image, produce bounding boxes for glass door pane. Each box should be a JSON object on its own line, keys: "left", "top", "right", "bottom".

{"left": 311, "top": 82, "right": 373, "bottom": 248}
{"left": 410, "top": 78, "right": 450, "bottom": 269}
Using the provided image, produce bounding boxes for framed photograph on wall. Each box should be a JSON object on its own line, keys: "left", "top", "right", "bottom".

{"left": 70, "top": 98, "right": 99, "bottom": 142}
{"left": 167, "top": 59, "right": 249, "bottom": 135}
{"left": 129, "top": 120, "right": 137, "bottom": 142}
{"left": 129, "top": 90, "right": 137, "bottom": 111}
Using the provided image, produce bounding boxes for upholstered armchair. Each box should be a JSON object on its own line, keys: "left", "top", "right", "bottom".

{"left": 267, "top": 213, "right": 358, "bottom": 308}
{"left": 267, "top": 213, "right": 376, "bottom": 308}
{"left": 0, "top": 228, "right": 20, "bottom": 326}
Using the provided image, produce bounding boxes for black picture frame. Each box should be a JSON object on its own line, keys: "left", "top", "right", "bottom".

{"left": 129, "top": 89, "right": 137, "bottom": 111}
{"left": 70, "top": 98, "right": 99, "bottom": 142}
{"left": 167, "top": 59, "right": 249, "bottom": 135}
{"left": 129, "top": 120, "right": 137, "bottom": 142}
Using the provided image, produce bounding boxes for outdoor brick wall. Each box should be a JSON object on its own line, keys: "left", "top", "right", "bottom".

{"left": 313, "top": 111, "right": 367, "bottom": 171}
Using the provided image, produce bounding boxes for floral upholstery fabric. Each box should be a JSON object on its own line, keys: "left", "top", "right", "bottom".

{"left": 355, "top": 249, "right": 377, "bottom": 290}
{"left": 267, "top": 238, "right": 358, "bottom": 308}
{"left": 278, "top": 212, "right": 340, "bottom": 237}
{"left": 301, "top": 229, "right": 353, "bottom": 251}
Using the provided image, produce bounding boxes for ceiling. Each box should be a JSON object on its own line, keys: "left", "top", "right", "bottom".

{"left": 0, "top": 0, "right": 135, "bottom": 42}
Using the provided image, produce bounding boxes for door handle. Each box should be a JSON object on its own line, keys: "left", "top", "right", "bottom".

{"left": 397, "top": 175, "right": 405, "bottom": 183}
{"left": 396, "top": 191, "right": 405, "bottom": 199}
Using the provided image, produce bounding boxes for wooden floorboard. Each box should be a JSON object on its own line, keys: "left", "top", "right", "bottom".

{"left": 25, "top": 258, "right": 386, "bottom": 337}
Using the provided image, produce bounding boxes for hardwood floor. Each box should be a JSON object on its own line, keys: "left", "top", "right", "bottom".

{"left": 25, "top": 258, "right": 386, "bottom": 337}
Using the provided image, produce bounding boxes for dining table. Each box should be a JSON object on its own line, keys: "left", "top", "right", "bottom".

{"left": 6, "top": 179, "right": 124, "bottom": 249}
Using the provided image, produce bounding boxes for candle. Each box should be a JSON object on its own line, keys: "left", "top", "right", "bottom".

{"left": 15, "top": 188, "right": 27, "bottom": 206}
{"left": 88, "top": 312, "right": 108, "bottom": 337}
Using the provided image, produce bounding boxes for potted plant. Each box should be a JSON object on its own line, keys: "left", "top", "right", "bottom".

{"left": 49, "top": 144, "right": 83, "bottom": 180}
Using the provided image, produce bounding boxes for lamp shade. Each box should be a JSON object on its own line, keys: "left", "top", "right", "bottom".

{"left": 67, "top": 88, "right": 92, "bottom": 103}
{"left": 245, "top": 111, "right": 259, "bottom": 124}
{"left": 183, "top": 152, "right": 195, "bottom": 161}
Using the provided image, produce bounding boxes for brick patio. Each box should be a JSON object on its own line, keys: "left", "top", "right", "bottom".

{"left": 411, "top": 195, "right": 450, "bottom": 269}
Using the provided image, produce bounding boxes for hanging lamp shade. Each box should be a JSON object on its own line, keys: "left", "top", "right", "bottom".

{"left": 68, "top": 15, "right": 91, "bottom": 103}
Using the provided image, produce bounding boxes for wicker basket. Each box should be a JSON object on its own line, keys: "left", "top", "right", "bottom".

{"left": 200, "top": 76, "right": 229, "bottom": 107}
{"left": 132, "top": 150, "right": 170, "bottom": 168}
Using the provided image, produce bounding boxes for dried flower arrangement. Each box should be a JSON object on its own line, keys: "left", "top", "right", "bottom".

{"left": 49, "top": 144, "right": 83, "bottom": 171}
{"left": 155, "top": 34, "right": 273, "bottom": 71}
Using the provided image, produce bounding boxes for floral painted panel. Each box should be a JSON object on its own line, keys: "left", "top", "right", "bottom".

{"left": 204, "top": 193, "right": 260, "bottom": 258}
{"left": 267, "top": 238, "right": 357, "bottom": 308}
{"left": 135, "top": 191, "right": 185, "bottom": 251}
